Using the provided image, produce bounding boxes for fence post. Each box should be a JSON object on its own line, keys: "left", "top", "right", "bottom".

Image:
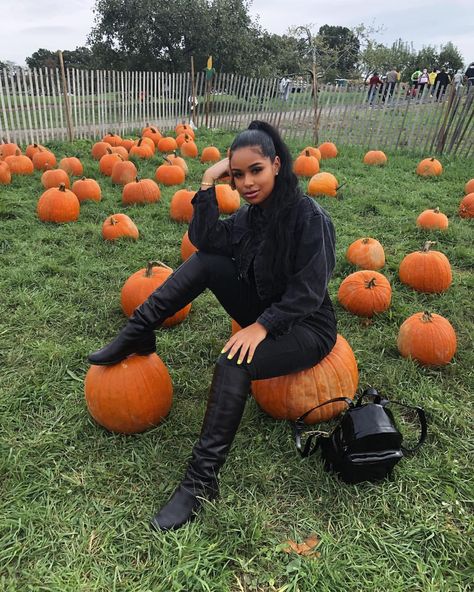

{"left": 57, "top": 50, "right": 74, "bottom": 141}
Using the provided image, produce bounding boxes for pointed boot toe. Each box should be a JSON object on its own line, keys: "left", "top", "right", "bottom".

{"left": 150, "top": 486, "right": 205, "bottom": 532}
{"left": 88, "top": 329, "right": 156, "bottom": 366}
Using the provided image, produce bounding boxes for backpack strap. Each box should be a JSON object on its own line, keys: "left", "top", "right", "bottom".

{"left": 294, "top": 397, "right": 354, "bottom": 458}
{"left": 357, "top": 388, "right": 427, "bottom": 455}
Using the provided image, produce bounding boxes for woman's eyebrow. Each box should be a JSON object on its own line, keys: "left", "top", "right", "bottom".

{"left": 231, "top": 161, "right": 263, "bottom": 171}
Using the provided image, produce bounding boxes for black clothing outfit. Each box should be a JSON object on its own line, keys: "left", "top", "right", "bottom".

{"left": 434, "top": 72, "right": 451, "bottom": 99}
{"left": 88, "top": 185, "right": 337, "bottom": 531}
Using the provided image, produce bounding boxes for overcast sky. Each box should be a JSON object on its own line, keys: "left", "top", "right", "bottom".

{"left": 0, "top": 0, "right": 472, "bottom": 68}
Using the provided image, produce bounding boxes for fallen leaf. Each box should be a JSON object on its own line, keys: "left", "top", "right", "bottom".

{"left": 281, "top": 534, "right": 320, "bottom": 558}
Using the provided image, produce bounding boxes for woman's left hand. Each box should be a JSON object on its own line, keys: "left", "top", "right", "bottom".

{"left": 221, "top": 322, "right": 268, "bottom": 365}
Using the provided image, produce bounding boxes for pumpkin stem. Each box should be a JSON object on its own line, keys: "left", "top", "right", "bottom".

{"left": 106, "top": 148, "right": 112, "bottom": 154}
{"left": 366, "top": 278, "right": 377, "bottom": 289}
{"left": 421, "top": 311, "right": 433, "bottom": 323}
{"left": 80, "top": 176, "right": 86, "bottom": 180}
{"left": 135, "top": 176, "right": 140, "bottom": 182}
{"left": 361, "top": 238, "right": 371, "bottom": 244}
{"left": 163, "top": 156, "right": 172, "bottom": 166}
{"left": 58, "top": 183, "right": 66, "bottom": 192}
{"left": 145, "top": 260, "right": 172, "bottom": 276}
{"left": 422, "top": 240, "right": 436, "bottom": 252}
{"left": 304, "top": 149, "right": 310, "bottom": 157}
{"left": 433, "top": 207, "right": 440, "bottom": 213}
{"left": 110, "top": 217, "right": 118, "bottom": 226}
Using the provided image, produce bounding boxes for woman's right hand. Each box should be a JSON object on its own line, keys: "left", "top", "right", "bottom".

{"left": 201, "top": 158, "right": 230, "bottom": 189}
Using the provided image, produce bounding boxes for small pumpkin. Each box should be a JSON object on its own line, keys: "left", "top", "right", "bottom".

{"left": 465, "top": 179, "right": 474, "bottom": 194}
{"left": 363, "top": 150, "right": 387, "bottom": 165}
{"left": 0, "top": 141, "right": 20, "bottom": 159}
{"left": 397, "top": 311, "right": 457, "bottom": 366}
{"left": 129, "top": 139, "right": 154, "bottom": 160}
{"left": 307, "top": 172, "right": 339, "bottom": 197}
{"left": 175, "top": 123, "right": 195, "bottom": 138}
{"left": 252, "top": 335, "right": 358, "bottom": 424}
{"left": 58, "top": 156, "right": 83, "bottom": 176}
{"left": 111, "top": 160, "right": 138, "bottom": 185}
{"left": 99, "top": 150, "right": 123, "bottom": 176}
{"left": 41, "top": 168, "right": 70, "bottom": 189}
{"left": 92, "top": 141, "right": 112, "bottom": 160}
{"left": 84, "top": 353, "right": 173, "bottom": 434}
{"left": 142, "top": 125, "right": 162, "bottom": 146}
{"left": 170, "top": 188, "right": 196, "bottom": 222}
{"left": 157, "top": 137, "right": 178, "bottom": 153}
{"left": 4, "top": 151, "right": 34, "bottom": 175}
{"left": 32, "top": 149, "right": 57, "bottom": 171}
{"left": 120, "top": 261, "right": 192, "bottom": 327}
{"left": 416, "top": 157, "right": 442, "bottom": 177}
{"left": 318, "top": 142, "right": 338, "bottom": 159}
{"left": 459, "top": 193, "right": 474, "bottom": 218}
{"left": 120, "top": 138, "right": 136, "bottom": 151}
{"left": 166, "top": 151, "right": 188, "bottom": 174}
{"left": 180, "top": 136, "right": 199, "bottom": 158}
{"left": 155, "top": 159, "right": 186, "bottom": 186}
{"left": 36, "top": 183, "right": 80, "bottom": 223}
{"left": 300, "top": 146, "right": 321, "bottom": 161}
{"left": 398, "top": 241, "right": 452, "bottom": 293}
{"left": 201, "top": 146, "right": 221, "bottom": 163}
{"left": 416, "top": 207, "right": 448, "bottom": 230}
{"left": 25, "top": 143, "right": 46, "bottom": 159}
{"left": 337, "top": 270, "right": 391, "bottom": 317}
{"left": 102, "top": 213, "right": 139, "bottom": 240}
{"left": 122, "top": 178, "right": 161, "bottom": 205}
{"left": 0, "top": 161, "right": 12, "bottom": 184}
{"left": 293, "top": 150, "right": 320, "bottom": 177}
{"left": 102, "top": 133, "right": 122, "bottom": 147}
{"left": 71, "top": 177, "right": 102, "bottom": 202}
{"left": 181, "top": 231, "right": 198, "bottom": 261}
{"left": 215, "top": 184, "right": 240, "bottom": 214}
{"left": 346, "top": 237, "right": 385, "bottom": 270}
{"left": 111, "top": 146, "right": 129, "bottom": 160}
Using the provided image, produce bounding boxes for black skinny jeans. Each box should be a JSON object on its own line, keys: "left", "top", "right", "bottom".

{"left": 174, "top": 252, "right": 336, "bottom": 381}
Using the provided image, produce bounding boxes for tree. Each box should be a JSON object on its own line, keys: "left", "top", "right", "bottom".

{"left": 26, "top": 49, "right": 58, "bottom": 69}
{"left": 318, "top": 25, "right": 360, "bottom": 78}
{"left": 438, "top": 42, "right": 464, "bottom": 73}
{"left": 25, "top": 47, "right": 94, "bottom": 70}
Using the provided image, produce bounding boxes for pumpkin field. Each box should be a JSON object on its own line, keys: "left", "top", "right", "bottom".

{"left": 0, "top": 128, "right": 473, "bottom": 591}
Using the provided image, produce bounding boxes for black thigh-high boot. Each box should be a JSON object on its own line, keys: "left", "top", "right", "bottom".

{"left": 150, "top": 363, "right": 251, "bottom": 531}
{"left": 88, "top": 255, "right": 209, "bottom": 365}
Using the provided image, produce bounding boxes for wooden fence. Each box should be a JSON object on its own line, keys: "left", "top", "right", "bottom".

{"left": 1, "top": 66, "right": 473, "bottom": 157}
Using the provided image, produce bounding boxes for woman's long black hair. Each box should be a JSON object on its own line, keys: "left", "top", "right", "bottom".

{"left": 229, "top": 120, "right": 303, "bottom": 284}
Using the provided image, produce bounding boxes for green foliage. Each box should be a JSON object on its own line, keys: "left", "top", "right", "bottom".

{"left": 0, "top": 131, "right": 472, "bottom": 590}
{"left": 318, "top": 25, "right": 360, "bottom": 77}
{"left": 25, "top": 47, "right": 95, "bottom": 70}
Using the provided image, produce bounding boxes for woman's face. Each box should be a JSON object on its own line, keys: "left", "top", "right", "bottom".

{"left": 230, "top": 146, "right": 280, "bottom": 208}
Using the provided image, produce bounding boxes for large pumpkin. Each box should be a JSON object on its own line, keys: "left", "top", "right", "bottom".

{"left": 307, "top": 172, "right": 338, "bottom": 197}
{"left": 99, "top": 151, "right": 123, "bottom": 176}
{"left": 180, "top": 136, "right": 199, "bottom": 158}
{"left": 85, "top": 353, "right": 173, "bottom": 434}
{"left": 363, "top": 150, "right": 387, "bottom": 166}
{"left": 416, "top": 207, "right": 448, "bottom": 230}
{"left": 201, "top": 146, "right": 221, "bottom": 163}
{"left": 318, "top": 142, "right": 338, "bottom": 159}
{"left": 157, "top": 137, "right": 178, "bottom": 153}
{"left": 32, "top": 149, "right": 57, "bottom": 171}
{"left": 121, "top": 261, "right": 191, "bottom": 327}
{"left": 111, "top": 160, "right": 138, "bottom": 185}
{"left": 155, "top": 160, "right": 186, "bottom": 186}
{"left": 102, "top": 213, "right": 139, "bottom": 240}
{"left": 71, "top": 177, "right": 102, "bottom": 202}
{"left": 252, "top": 335, "right": 358, "bottom": 424}
{"left": 102, "top": 133, "right": 122, "bottom": 147}
{"left": 459, "top": 193, "right": 474, "bottom": 218}
{"left": 346, "top": 237, "right": 385, "bottom": 270}
{"left": 37, "top": 183, "right": 80, "bottom": 223}
{"left": 170, "top": 189, "right": 196, "bottom": 222}
{"left": 416, "top": 157, "right": 442, "bottom": 177}
{"left": 142, "top": 125, "right": 162, "bottom": 146}
{"left": 397, "top": 311, "right": 457, "bottom": 366}
{"left": 4, "top": 151, "right": 34, "bottom": 175}
{"left": 92, "top": 141, "right": 112, "bottom": 160}
{"left": 41, "top": 168, "right": 70, "bottom": 189}
{"left": 0, "top": 141, "right": 20, "bottom": 159}
{"left": 59, "top": 157, "right": 83, "bottom": 176}
{"left": 399, "top": 241, "right": 452, "bottom": 293}
{"left": 293, "top": 150, "right": 320, "bottom": 177}
{"left": 337, "top": 270, "right": 391, "bottom": 317}
{"left": 122, "top": 178, "right": 161, "bottom": 205}
{"left": 215, "top": 184, "right": 240, "bottom": 214}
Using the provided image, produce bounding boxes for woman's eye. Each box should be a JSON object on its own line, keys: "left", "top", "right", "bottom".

{"left": 233, "top": 172, "right": 242, "bottom": 178}
{"left": 251, "top": 168, "right": 262, "bottom": 174}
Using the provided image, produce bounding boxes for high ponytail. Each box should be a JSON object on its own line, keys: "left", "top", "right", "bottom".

{"left": 229, "top": 120, "right": 303, "bottom": 284}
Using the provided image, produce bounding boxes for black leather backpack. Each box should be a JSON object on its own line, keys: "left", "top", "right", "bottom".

{"left": 294, "top": 388, "right": 427, "bottom": 484}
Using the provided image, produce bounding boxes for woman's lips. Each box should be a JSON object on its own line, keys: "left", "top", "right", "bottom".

{"left": 245, "top": 190, "right": 259, "bottom": 199}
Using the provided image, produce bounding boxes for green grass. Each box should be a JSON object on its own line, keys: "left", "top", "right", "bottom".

{"left": 0, "top": 130, "right": 473, "bottom": 591}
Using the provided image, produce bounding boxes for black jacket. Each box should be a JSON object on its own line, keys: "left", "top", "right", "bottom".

{"left": 189, "top": 187, "right": 337, "bottom": 341}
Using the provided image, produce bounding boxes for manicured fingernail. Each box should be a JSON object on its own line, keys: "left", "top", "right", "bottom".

{"left": 237, "top": 359, "right": 242, "bottom": 365}
{"left": 227, "top": 354, "right": 233, "bottom": 359}
{"left": 221, "top": 348, "right": 226, "bottom": 353}
{"left": 247, "top": 358, "right": 252, "bottom": 364}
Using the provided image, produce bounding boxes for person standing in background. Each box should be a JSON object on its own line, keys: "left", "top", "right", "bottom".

{"left": 367, "top": 72, "right": 383, "bottom": 105}
{"left": 417, "top": 68, "right": 430, "bottom": 97}
{"left": 465, "top": 63, "right": 474, "bottom": 87}
{"left": 434, "top": 68, "right": 451, "bottom": 100}
{"left": 385, "top": 67, "right": 398, "bottom": 102}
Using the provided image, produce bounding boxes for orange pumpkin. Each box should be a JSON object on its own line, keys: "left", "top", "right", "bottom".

{"left": 0, "top": 161, "right": 12, "bottom": 184}
{"left": 416, "top": 157, "right": 442, "bottom": 177}
{"left": 111, "top": 146, "right": 129, "bottom": 160}
{"left": 318, "top": 142, "right": 338, "bottom": 159}
{"left": 120, "top": 138, "right": 136, "bottom": 152}
{"left": 71, "top": 177, "right": 102, "bottom": 202}
{"left": 398, "top": 241, "right": 452, "bottom": 293}
{"left": 459, "top": 193, "right": 474, "bottom": 218}
{"left": 41, "top": 168, "right": 71, "bottom": 189}
{"left": 59, "top": 157, "right": 83, "bottom": 176}
{"left": 142, "top": 125, "right": 162, "bottom": 146}
{"left": 252, "top": 335, "right": 358, "bottom": 424}
{"left": 175, "top": 123, "right": 195, "bottom": 138}
{"left": 0, "top": 141, "right": 20, "bottom": 159}
{"left": 170, "top": 188, "right": 196, "bottom": 222}
{"left": 180, "top": 136, "right": 199, "bottom": 158}
{"left": 416, "top": 207, "right": 448, "bottom": 230}
{"left": 36, "top": 183, "right": 80, "bottom": 223}
{"left": 84, "top": 353, "right": 173, "bottom": 434}
{"left": 300, "top": 146, "right": 321, "bottom": 161}
{"left": 92, "top": 141, "right": 112, "bottom": 160}
{"left": 102, "top": 133, "right": 122, "bottom": 147}
{"left": 157, "top": 137, "right": 178, "bottom": 153}
{"left": 465, "top": 179, "right": 474, "bottom": 194}
{"left": 99, "top": 151, "right": 123, "bottom": 176}
{"left": 346, "top": 238, "right": 385, "bottom": 270}
{"left": 102, "top": 213, "right": 139, "bottom": 240}
{"left": 155, "top": 161, "right": 186, "bottom": 186}
{"left": 215, "top": 184, "right": 240, "bottom": 214}
{"left": 337, "top": 270, "right": 391, "bottom": 317}
{"left": 129, "top": 139, "right": 154, "bottom": 160}
{"left": 111, "top": 160, "right": 138, "bottom": 185}
{"left": 167, "top": 152, "right": 189, "bottom": 174}
{"left": 120, "top": 261, "right": 191, "bottom": 327}
{"left": 397, "top": 311, "right": 457, "bottom": 366}
{"left": 363, "top": 150, "right": 387, "bottom": 165}
{"left": 4, "top": 151, "right": 34, "bottom": 175}
{"left": 25, "top": 143, "right": 46, "bottom": 159}
{"left": 122, "top": 178, "right": 161, "bottom": 205}
{"left": 32, "top": 149, "right": 57, "bottom": 171}
{"left": 181, "top": 231, "right": 198, "bottom": 261}
{"left": 201, "top": 146, "right": 221, "bottom": 163}
{"left": 293, "top": 150, "right": 320, "bottom": 177}
{"left": 307, "top": 172, "right": 339, "bottom": 197}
